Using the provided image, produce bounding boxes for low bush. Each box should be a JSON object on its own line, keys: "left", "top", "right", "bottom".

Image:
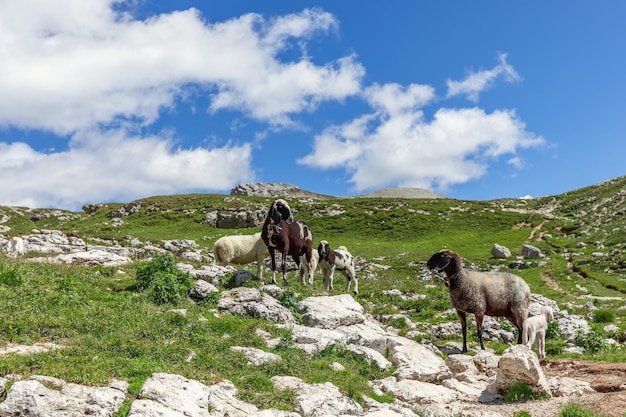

{"left": 134, "top": 253, "right": 193, "bottom": 305}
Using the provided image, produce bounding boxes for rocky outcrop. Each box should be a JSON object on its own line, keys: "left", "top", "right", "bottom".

{"left": 230, "top": 182, "right": 328, "bottom": 199}
{"left": 0, "top": 291, "right": 600, "bottom": 417}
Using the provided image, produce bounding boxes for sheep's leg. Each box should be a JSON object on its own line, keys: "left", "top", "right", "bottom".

{"left": 305, "top": 251, "right": 314, "bottom": 286}
{"left": 269, "top": 248, "right": 277, "bottom": 285}
{"left": 343, "top": 271, "right": 358, "bottom": 295}
{"left": 537, "top": 330, "right": 546, "bottom": 360}
{"left": 475, "top": 313, "right": 485, "bottom": 350}
{"left": 457, "top": 311, "right": 468, "bottom": 353}
{"left": 322, "top": 270, "right": 330, "bottom": 291}
{"left": 281, "top": 253, "right": 289, "bottom": 288}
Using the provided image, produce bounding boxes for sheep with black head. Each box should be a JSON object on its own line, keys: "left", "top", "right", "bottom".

{"left": 427, "top": 249, "right": 530, "bottom": 353}
{"left": 261, "top": 199, "right": 314, "bottom": 287}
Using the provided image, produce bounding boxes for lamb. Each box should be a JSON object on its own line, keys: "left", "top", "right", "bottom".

{"left": 522, "top": 306, "right": 555, "bottom": 360}
{"left": 317, "top": 240, "right": 358, "bottom": 295}
{"left": 213, "top": 232, "right": 270, "bottom": 281}
{"left": 426, "top": 249, "right": 530, "bottom": 353}
{"left": 261, "top": 199, "right": 315, "bottom": 287}
{"left": 299, "top": 249, "right": 319, "bottom": 285}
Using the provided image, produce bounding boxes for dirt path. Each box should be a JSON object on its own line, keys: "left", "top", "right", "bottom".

{"left": 469, "top": 359, "right": 626, "bottom": 417}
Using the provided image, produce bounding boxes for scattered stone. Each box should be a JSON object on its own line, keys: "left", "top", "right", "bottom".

{"left": 491, "top": 243, "right": 511, "bottom": 259}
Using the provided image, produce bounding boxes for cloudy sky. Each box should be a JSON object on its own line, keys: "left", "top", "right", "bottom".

{"left": 1, "top": 1, "right": 625, "bottom": 210}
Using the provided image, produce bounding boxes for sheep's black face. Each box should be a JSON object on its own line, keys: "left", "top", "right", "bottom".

{"left": 426, "top": 250, "right": 453, "bottom": 274}
{"left": 269, "top": 199, "right": 294, "bottom": 224}
{"left": 318, "top": 241, "right": 330, "bottom": 259}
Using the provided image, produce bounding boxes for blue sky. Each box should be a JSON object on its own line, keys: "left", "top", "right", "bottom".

{"left": 1, "top": 1, "right": 625, "bottom": 211}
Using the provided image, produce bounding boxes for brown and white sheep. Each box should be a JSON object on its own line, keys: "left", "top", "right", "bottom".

{"left": 261, "top": 199, "right": 315, "bottom": 287}
{"left": 522, "top": 305, "right": 555, "bottom": 360}
{"left": 213, "top": 232, "right": 269, "bottom": 281}
{"left": 426, "top": 249, "right": 530, "bottom": 353}
{"left": 317, "top": 240, "right": 358, "bottom": 295}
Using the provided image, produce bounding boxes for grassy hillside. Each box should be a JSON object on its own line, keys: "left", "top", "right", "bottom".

{"left": 1, "top": 177, "right": 625, "bottom": 412}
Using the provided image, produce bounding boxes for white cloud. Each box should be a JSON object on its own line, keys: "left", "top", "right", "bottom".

{"left": 0, "top": 2, "right": 363, "bottom": 133}
{"left": 0, "top": 130, "right": 253, "bottom": 210}
{"left": 0, "top": 1, "right": 365, "bottom": 209}
{"left": 446, "top": 53, "right": 521, "bottom": 101}
{"left": 299, "top": 81, "right": 544, "bottom": 193}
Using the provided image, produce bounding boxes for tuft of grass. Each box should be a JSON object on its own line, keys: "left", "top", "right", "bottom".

{"left": 592, "top": 310, "right": 614, "bottom": 324}
{"left": 558, "top": 403, "right": 607, "bottom": 417}
{"left": 503, "top": 381, "right": 550, "bottom": 403}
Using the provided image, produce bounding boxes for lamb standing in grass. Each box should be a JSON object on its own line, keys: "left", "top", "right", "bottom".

{"left": 523, "top": 306, "right": 555, "bottom": 360}
{"left": 426, "top": 249, "right": 530, "bottom": 353}
{"left": 317, "top": 240, "right": 358, "bottom": 295}
{"left": 213, "top": 232, "right": 269, "bottom": 282}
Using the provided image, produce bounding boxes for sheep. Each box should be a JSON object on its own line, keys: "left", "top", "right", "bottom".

{"left": 213, "top": 232, "right": 269, "bottom": 281}
{"left": 426, "top": 249, "right": 530, "bottom": 353}
{"left": 299, "top": 249, "right": 319, "bottom": 285}
{"left": 317, "top": 240, "right": 358, "bottom": 295}
{"left": 261, "top": 199, "right": 315, "bottom": 287}
{"left": 522, "top": 306, "right": 555, "bottom": 360}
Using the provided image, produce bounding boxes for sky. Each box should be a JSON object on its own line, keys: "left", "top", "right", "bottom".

{"left": 1, "top": 1, "right": 625, "bottom": 211}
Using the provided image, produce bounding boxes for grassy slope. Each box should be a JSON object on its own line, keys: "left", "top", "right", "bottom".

{"left": 1, "top": 177, "right": 626, "bottom": 411}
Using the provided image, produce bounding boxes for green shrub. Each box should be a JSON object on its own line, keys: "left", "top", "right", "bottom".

{"left": 503, "top": 381, "right": 550, "bottom": 402}
{"left": 574, "top": 330, "right": 607, "bottom": 354}
{"left": 134, "top": 253, "right": 192, "bottom": 305}
{"left": 547, "top": 319, "right": 561, "bottom": 339}
{"left": 514, "top": 411, "right": 532, "bottom": 417}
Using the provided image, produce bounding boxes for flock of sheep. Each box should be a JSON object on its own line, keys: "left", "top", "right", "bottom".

{"left": 213, "top": 199, "right": 358, "bottom": 295}
{"left": 212, "top": 199, "right": 552, "bottom": 357}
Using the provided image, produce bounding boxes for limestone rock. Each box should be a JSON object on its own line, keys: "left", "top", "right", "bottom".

{"left": 488, "top": 345, "right": 551, "bottom": 397}
{"left": 297, "top": 294, "right": 366, "bottom": 329}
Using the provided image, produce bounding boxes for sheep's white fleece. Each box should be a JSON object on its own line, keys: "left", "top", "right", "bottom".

{"left": 213, "top": 232, "right": 269, "bottom": 281}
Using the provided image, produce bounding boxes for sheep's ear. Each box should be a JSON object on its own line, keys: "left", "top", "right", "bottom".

{"left": 279, "top": 205, "right": 294, "bottom": 223}
{"left": 269, "top": 203, "right": 281, "bottom": 223}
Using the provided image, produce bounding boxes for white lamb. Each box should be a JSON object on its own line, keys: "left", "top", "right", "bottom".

{"left": 522, "top": 306, "right": 555, "bottom": 360}
{"left": 213, "top": 232, "right": 269, "bottom": 282}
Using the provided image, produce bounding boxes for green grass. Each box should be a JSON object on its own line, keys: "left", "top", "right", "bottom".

{"left": 557, "top": 403, "right": 610, "bottom": 417}
{"left": 2, "top": 177, "right": 626, "bottom": 411}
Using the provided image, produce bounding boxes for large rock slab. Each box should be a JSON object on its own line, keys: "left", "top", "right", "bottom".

{"left": 129, "top": 373, "right": 210, "bottom": 417}
{"left": 297, "top": 294, "right": 366, "bottom": 329}
{"left": 271, "top": 376, "right": 363, "bottom": 416}
{"left": 388, "top": 336, "right": 452, "bottom": 383}
{"left": 0, "top": 375, "right": 126, "bottom": 417}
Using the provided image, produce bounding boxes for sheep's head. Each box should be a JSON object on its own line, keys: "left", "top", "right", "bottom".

{"left": 269, "top": 199, "right": 294, "bottom": 224}
{"left": 544, "top": 306, "right": 555, "bottom": 322}
{"left": 426, "top": 249, "right": 462, "bottom": 280}
{"left": 318, "top": 240, "right": 331, "bottom": 259}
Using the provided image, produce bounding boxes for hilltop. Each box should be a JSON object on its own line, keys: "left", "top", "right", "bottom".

{"left": 229, "top": 182, "right": 446, "bottom": 200}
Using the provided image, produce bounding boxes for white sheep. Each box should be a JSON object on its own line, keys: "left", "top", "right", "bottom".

{"left": 427, "top": 249, "right": 531, "bottom": 353}
{"left": 213, "top": 232, "right": 269, "bottom": 282}
{"left": 317, "top": 240, "right": 358, "bottom": 295}
{"left": 522, "top": 305, "right": 555, "bottom": 360}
